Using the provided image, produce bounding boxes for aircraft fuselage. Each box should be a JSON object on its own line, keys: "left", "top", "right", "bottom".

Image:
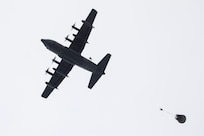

{"left": 41, "top": 39, "right": 97, "bottom": 72}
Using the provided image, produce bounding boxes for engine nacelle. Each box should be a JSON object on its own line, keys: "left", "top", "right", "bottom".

{"left": 52, "top": 57, "right": 60, "bottom": 65}
{"left": 72, "top": 24, "right": 80, "bottom": 31}
{"left": 45, "top": 68, "right": 54, "bottom": 76}
{"left": 65, "top": 35, "right": 73, "bottom": 43}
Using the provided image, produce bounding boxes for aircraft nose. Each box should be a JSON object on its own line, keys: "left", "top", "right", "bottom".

{"left": 41, "top": 39, "right": 46, "bottom": 43}
{"left": 41, "top": 39, "right": 48, "bottom": 47}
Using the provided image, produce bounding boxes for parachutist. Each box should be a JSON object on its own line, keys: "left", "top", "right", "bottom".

{"left": 160, "top": 108, "right": 186, "bottom": 124}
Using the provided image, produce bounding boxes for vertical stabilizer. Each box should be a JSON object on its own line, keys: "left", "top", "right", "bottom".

{"left": 88, "top": 53, "right": 111, "bottom": 89}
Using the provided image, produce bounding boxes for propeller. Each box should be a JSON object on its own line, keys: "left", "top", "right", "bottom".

{"left": 52, "top": 57, "right": 60, "bottom": 65}
{"left": 45, "top": 68, "right": 49, "bottom": 75}
{"left": 65, "top": 35, "right": 73, "bottom": 42}
{"left": 71, "top": 23, "right": 75, "bottom": 30}
{"left": 71, "top": 23, "right": 80, "bottom": 31}
{"left": 65, "top": 35, "right": 69, "bottom": 42}
{"left": 73, "top": 34, "right": 77, "bottom": 37}
{"left": 45, "top": 68, "right": 53, "bottom": 76}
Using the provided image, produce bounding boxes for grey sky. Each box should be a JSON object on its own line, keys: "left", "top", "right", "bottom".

{"left": 0, "top": 0, "right": 204, "bottom": 136}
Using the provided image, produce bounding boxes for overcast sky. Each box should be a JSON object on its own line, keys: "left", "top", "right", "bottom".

{"left": 0, "top": 0, "right": 204, "bottom": 136}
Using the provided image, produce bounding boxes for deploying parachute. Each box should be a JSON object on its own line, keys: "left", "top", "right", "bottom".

{"left": 175, "top": 114, "right": 186, "bottom": 123}
{"left": 160, "top": 108, "right": 186, "bottom": 124}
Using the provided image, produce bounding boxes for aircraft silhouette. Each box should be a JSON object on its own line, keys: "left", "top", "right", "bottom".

{"left": 41, "top": 9, "right": 111, "bottom": 98}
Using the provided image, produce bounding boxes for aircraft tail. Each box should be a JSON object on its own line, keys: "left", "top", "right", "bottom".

{"left": 88, "top": 53, "right": 111, "bottom": 89}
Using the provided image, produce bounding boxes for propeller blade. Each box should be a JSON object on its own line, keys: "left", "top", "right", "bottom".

{"left": 71, "top": 23, "right": 76, "bottom": 30}
{"left": 45, "top": 68, "right": 49, "bottom": 75}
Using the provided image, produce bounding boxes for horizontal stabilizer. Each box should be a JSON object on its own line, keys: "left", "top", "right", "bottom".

{"left": 88, "top": 53, "right": 111, "bottom": 89}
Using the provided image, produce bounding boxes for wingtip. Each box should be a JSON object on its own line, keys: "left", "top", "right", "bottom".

{"left": 41, "top": 94, "right": 48, "bottom": 99}
{"left": 92, "top": 9, "right": 97, "bottom": 13}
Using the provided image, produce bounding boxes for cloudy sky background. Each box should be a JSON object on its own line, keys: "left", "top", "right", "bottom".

{"left": 0, "top": 0, "right": 204, "bottom": 136}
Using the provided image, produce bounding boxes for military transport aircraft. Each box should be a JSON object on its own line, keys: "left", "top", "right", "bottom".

{"left": 41, "top": 9, "right": 111, "bottom": 98}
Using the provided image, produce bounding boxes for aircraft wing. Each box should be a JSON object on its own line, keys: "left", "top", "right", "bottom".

{"left": 69, "top": 9, "right": 97, "bottom": 53}
{"left": 42, "top": 60, "right": 73, "bottom": 98}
